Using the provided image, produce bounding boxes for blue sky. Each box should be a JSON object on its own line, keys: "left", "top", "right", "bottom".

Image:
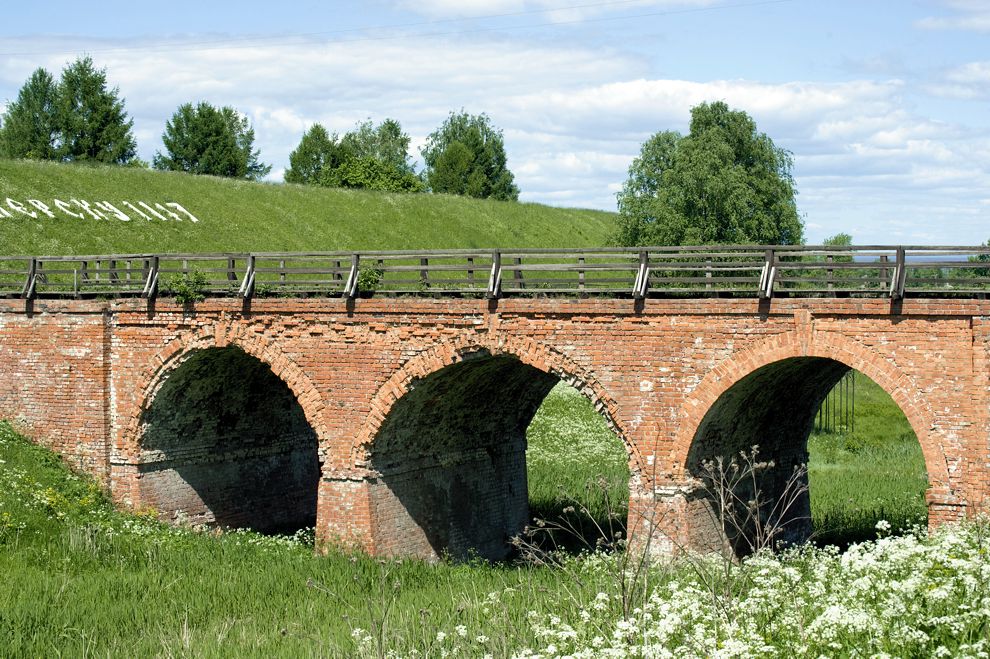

{"left": 1, "top": 0, "right": 988, "bottom": 244}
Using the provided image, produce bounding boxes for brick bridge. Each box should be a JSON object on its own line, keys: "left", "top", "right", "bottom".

{"left": 0, "top": 246, "right": 988, "bottom": 559}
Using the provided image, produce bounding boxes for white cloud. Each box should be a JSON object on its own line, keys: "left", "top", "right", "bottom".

{"left": 927, "top": 61, "right": 990, "bottom": 99}
{"left": 394, "top": 0, "right": 714, "bottom": 20}
{"left": 917, "top": 0, "right": 990, "bottom": 31}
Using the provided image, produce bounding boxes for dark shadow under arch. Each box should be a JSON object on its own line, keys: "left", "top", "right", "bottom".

{"left": 686, "top": 356, "right": 928, "bottom": 556}
{"left": 366, "top": 349, "right": 627, "bottom": 561}
{"left": 138, "top": 346, "right": 321, "bottom": 533}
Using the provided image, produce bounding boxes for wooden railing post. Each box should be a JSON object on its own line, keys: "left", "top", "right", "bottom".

{"left": 238, "top": 254, "right": 256, "bottom": 299}
{"left": 890, "top": 247, "right": 906, "bottom": 299}
{"left": 420, "top": 257, "right": 430, "bottom": 290}
{"left": 142, "top": 256, "right": 159, "bottom": 299}
{"left": 21, "top": 258, "right": 37, "bottom": 299}
{"left": 759, "top": 248, "right": 776, "bottom": 299}
{"left": 487, "top": 250, "right": 502, "bottom": 299}
{"left": 345, "top": 254, "right": 360, "bottom": 298}
{"left": 633, "top": 250, "right": 650, "bottom": 299}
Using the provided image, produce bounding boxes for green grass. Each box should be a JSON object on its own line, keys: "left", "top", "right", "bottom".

{"left": 0, "top": 375, "right": 935, "bottom": 656}
{"left": 0, "top": 420, "right": 605, "bottom": 657}
{"left": 526, "top": 383, "right": 630, "bottom": 551}
{"left": 0, "top": 160, "right": 615, "bottom": 255}
{"left": 808, "top": 372, "right": 928, "bottom": 546}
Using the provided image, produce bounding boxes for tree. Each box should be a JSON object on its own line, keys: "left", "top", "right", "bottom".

{"left": 55, "top": 56, "right": 136, "bottom": 164}
{"left": 421, "top": 111, "right": 518, "bottom": 201}
{"left": 0, "top": 57, "right": 136, "bottom": 164}
{"left": 285, "top": 118, "right": 422, "bottom": 192}
{"left": 615, "top": 101, "right": 802, "bottom": 246}
{"left": 0, "top": 68, "right": 59, "bottom": 159}
{"left": 285, "top": 124, "right": 345, "bottom": 184}
{"left": 972, "top": 238, "right": 990, "bottom": 278}
{"left": 154, "top": 102, "right": 271, "bottom": 180}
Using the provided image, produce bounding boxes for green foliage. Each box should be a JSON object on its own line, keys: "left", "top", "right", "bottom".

{"left": 421, "top": 111, "right": 519, "bottom": 201}
{"left": 356, "top": 266, "right": 384, "bottom": 291}
{"left": 0, "top": 58, "right": 136, "bottom": 164}
{"left": 284, "top": 124, "right": 344, "bottom": 184}
{"left": 615, "top": 101, "right": 803, "bottom": 246}
{"left": 55, "top": 57, "right": 137, "bottom": 164}
{"left": 970, "top": 237, "right": 990, "bottom": 277}
{"left": 0, "top": 68, "right": 59, "bottom": 160}
{"left": 286, "top": 119, "right": 422, "bottom": 192}
{"left": 154, "top": 102, "right": 271, "bottom": 181}
{"left": 162, "top": 269, "right": 209, "bottom": 303}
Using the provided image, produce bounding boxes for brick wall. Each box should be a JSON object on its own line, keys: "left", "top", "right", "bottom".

{"left": 0, "top": 296, "right": 988, "bottom": 559}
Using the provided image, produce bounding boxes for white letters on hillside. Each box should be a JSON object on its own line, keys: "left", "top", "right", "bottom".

{"left": 1, "top": 198, "right": 200, "bottom": 223}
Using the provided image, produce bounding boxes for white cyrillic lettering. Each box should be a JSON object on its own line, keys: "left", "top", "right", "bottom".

{"left": 138, "top": 202, "right": 169, "bottom": 221}
{"left": 154, "top": 203, "right": 182, "bottom": 222}
{"left": 165, "top": 202, "right": 200, "bottom": 223}
{"left": 0, "top": 204, "right": 11, "bottom": 218}
{"left": 6, "top": 198, "right": 38, "bottom": 218}
{"left": 95, "top": 201, "right": 131, "bottom": 222}
{"left": 121, "top": 201, "right": 152, "bottom": 221}
{"left": 53, "top": 199, "right": 85, "bottom": 219}
{"left": 27, "top": 200, "right": 56, "bottom": 219}
{"left": 71, "top": 198, "right": 106, "bottom": 220}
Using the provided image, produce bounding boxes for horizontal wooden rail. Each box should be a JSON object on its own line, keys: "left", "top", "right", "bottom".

{"left": 0, "top": 245, "right": 988, "bottom": 300}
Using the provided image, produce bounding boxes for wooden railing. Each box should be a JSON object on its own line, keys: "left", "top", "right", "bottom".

{"left": 1, "top": 245, "right": 988, "bottom": 300}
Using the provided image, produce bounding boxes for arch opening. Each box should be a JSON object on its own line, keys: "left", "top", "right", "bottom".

{"left": 366, "top": 350, "right": 629, "bottom": 561}
{"left": 138, "top": 346, "right": 321, "bottom": 534}
{"left": 686, "top": 357, "right": 928, "bottom": 556}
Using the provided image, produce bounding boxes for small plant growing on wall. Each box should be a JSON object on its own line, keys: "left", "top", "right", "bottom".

{"left": 163, "top": 270, "right": 209, "bottom": 304}
{"left": 357, "top": 266, "right": 384, "bottom": 293}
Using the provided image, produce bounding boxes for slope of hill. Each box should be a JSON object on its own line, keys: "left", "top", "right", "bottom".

{"left": 0, "top": 160, "right": 616, "bottom": 255}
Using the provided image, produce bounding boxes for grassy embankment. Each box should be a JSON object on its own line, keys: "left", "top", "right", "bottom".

{"left": 0, "top": 160, "right": 614, "bottom": 254}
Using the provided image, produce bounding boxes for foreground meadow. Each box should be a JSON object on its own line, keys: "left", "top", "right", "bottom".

{"left": 1, "top": 375, "right": 981, "bottom": 657}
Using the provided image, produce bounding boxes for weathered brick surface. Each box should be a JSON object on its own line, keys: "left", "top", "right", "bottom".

{"left": 0, "top": 296, "right": 988, "bottom": 557}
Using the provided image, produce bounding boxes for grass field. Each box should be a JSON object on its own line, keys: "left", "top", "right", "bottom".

{"left": 0, "top": 387, "right": 976, "bottom": 656}
{"left": 0, "top": 160, "right": 614, "bottom": 256}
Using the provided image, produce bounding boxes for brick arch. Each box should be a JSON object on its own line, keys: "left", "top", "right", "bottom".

{"left": 354, "top": 331, "right": 642, "bottom": 475}
{"left": 673, "top": 329, "right": 951, "bottom": 491}
{"left": 120, "top": 323, "right": 329, "bottom": 462}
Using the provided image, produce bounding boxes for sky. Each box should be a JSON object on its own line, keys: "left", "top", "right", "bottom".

{"left": 0, "top": 0, "right": 988, "bottom": 245}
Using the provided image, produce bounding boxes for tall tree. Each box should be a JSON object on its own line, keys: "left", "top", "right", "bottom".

{"left": 421, "top": 111, "right": 518, "bottom": 201}
{"left": 615, "top": 101, "right": 802, "bottom": 246}
{"left": 0, "top": 68, "right": 59, "bottom": 160}
{"left": 285, "top": 124, "right": 346, "bottom": 184}
{"left": 154, "top": 102, "right": 270, "bottom": 180}
{"left": 55, "top": 56, "right": 136, "bottom": 164}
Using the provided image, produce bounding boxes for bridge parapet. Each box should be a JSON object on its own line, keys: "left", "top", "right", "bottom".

{"left": 2, "top": 245, "right": 988, "bottom": 301}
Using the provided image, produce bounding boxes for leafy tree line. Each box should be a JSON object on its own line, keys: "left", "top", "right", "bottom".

{"left": 0, "top": 58, "right": 519, "bottom": 200}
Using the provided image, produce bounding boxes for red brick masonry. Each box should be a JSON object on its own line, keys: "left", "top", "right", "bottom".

{"left": 0, "top": 296, "right": 987, "bottom": 558}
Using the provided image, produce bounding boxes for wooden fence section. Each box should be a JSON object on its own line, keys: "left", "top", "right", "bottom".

{"left": 1, "top": 245, "right": 988, "bottom": 300}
